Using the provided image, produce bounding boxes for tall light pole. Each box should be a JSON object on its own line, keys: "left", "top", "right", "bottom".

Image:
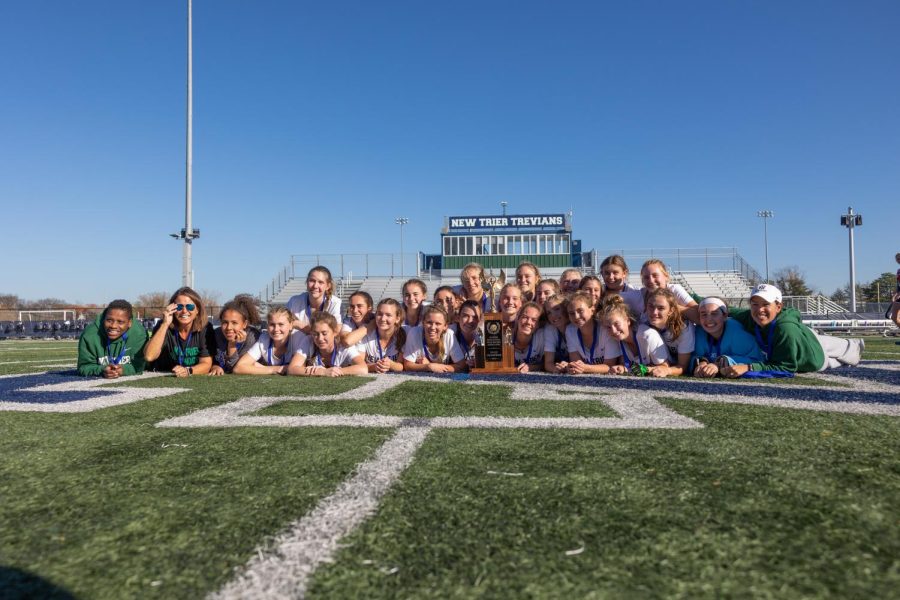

{"left": 840, "top": 206, "right": 863, "bottom": 312}
{"left": 170, "top": 0, "right": 199, "bottom": 288}
{"left": 395, "top": 217, "right": 408, "bottom": 277}
{"left": 756, "top": 210, "right": 773, "bottom": 283}
{"left": 500, "top": 201, "right": 508, "bottom": 216}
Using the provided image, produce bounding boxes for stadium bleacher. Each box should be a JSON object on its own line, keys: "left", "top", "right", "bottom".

{"left": 263, "top": 268, "right": 761, "bottom": 309}
{"left": 0, "top": 320, "right": 89, "bottom": 340}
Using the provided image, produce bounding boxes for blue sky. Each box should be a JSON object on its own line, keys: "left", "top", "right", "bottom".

{"left": 1, "top": 1, "right": 898, "bottom": 304}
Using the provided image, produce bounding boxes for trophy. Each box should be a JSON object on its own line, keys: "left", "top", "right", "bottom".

{"left": 472, "top": 269, "right": 517, "bottom": 373}
{"left": 483, "top": 268, "right": 506, "bottom": 313}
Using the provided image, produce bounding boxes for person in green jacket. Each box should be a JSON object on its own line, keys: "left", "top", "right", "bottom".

{"left": 77, "top": 299, "right": 148, "bottom": 377}
{"left": 720, "top": 284, "right": 863, "bottom": 376}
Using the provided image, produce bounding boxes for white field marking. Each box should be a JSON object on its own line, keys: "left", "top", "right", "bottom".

{"left": 197, "top": 372, "right": 900, "bottom": 598}
{"left": 0, "top": 371, "right": 186, "bottom": 412}
{"left": 157, "top": 376, "right": 408, "bottom": 428}
{"left": 661, "top": 391, "right": 900, "bottom": 417}
{"left": 211, "top": 425, "right": 431, "bottom": 600}
{"left": 859, "top": 362, "right": 900, "bottom": 371}
{"left": 157, "top": 377, "right": 702, "bottom": 431}
{"left": 0, "top": 347, "right": 77, "bottom": 353}
{"left": 802, "top": 369, "right": 900, "bottom": 393}
{"left": 0, "top": 358, "right": 75, "bottom": 365}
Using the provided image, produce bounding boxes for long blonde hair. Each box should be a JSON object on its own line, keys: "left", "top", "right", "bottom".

{"left": 598, "top": 294, "right": 636, "bottom": 333}
{"left": 645, "top": 288, "right": 684, "bottom": 339}
{"left": 421, "top": 305, "right": 450, "bottom": 362}
{"left": 376, "top": 298, "right": 406, "bottom": 356}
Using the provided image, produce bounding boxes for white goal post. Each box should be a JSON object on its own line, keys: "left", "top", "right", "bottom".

{"left": 17, "top": 309, "right": 77, "bottom": 322}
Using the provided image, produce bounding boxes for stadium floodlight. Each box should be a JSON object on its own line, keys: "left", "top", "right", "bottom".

{"left": 500, "top": 201, "right": 508, "bottom": 216}
{"left": 756, "top": 210, "right": 774, "bottom": 283}
{"left": 395, "top": 217, "right": 409, "bottom": 277}
{"left": 177, "top": 0, "right": 196, "bottom": 290}
{"left": 840, "top": 206, "right": 863, "bottom": 312}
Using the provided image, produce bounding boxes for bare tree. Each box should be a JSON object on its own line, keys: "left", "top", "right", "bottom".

{"left": 199, "top": 289, "right": 223, "bottom": 313}
{"left": 773, "top": 266, "right": 813, "bottom": 297}
{"left": 22, "top": 298, "right": 70, "bottom": 310}
{"left": 0, "top": 294, "right": 19, "bottom": 309}
{"left": 135, "top": 291, "right": 169, "bottom": 318}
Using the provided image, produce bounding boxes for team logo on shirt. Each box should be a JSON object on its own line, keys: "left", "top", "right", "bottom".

{"left": 97, "top": 356, "right": 133, "bottom": 366}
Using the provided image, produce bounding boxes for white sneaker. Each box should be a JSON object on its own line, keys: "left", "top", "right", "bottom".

{"left": 845, "top": 338, "right": 864, "bottom": 367}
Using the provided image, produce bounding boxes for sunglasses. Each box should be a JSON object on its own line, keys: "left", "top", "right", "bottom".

{"left": 176, "top": 304, "right": 196, "bottom": 312}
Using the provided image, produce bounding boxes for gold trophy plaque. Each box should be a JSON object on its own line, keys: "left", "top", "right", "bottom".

{"left": 471, "top": 311, "right": 517, "bottom": 374}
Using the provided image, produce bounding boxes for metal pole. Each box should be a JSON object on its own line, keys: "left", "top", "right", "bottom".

{"left": 848, "top": 209, "right": 857, "bottom": 312}
{"left": 183, "top": 0, "right": 193, "bottom": 289}
{"left": 841, "top": 206, "right": 862, "bottom": 313}
{"left": 395, "top": 217, "right": 408, "bottom": 277}
{"left": 757, "top": 211, "right": 773, "bottom": 283}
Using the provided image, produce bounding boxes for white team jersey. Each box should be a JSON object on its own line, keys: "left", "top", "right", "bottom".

{"left": 400, "top": 307, "right": 426, "bottom": 333}
{"left": 449, "top": 324, "right": 477, "bottom": 366}
{"left": 300, "top": 337, "right": 361, "bottom": 368}
{"left": 246, "top": 330, "right": 308, "bottom": 366}
{"left": 637, "top": 321, "right": 696, "bottom": 365}
{"left": 341, "top": 316, "right": 365, "bottom": 334}
{"left": 356, "top": 329, "right": 402, "bottom": 363}
{"left": 513, "top": 327, "right": 545, "bottom": 366}
{"left": 402, "top": 326, "right": 461, "bottom": 364}
{"left": 542, "top": 325, "right": 568, "bottom": 362}
{"left": 602, "top": 331, "right": 643, "bottom": 364}
{"left": 564, "top": 322, "right": 608, "bottom": 365}
{"left": 452, "top": 285, "right": 493, "bottom": 312}
{"left": 630, "top": 283, "right": 695, "bottom": 319}
{"left": 286, "top": 293, "right": 343, "bottom": 329}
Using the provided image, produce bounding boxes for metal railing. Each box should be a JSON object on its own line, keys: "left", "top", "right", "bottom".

{"left": 782, "top": 295, "right": 849, "bottom": 315}
{"left": 259, "top": 253, "right": 421, "bottom": 303}
{"left": 592, "top": 247, "right": 764, "bottom": 284}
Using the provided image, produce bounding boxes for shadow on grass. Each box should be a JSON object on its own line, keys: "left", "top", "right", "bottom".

{"left": 0, "top": 566, "right": 77, "bottom": 599}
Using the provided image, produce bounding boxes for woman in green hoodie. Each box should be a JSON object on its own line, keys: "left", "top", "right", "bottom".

{"left": 77, "top": 300, "right": 148, "bottom": 377}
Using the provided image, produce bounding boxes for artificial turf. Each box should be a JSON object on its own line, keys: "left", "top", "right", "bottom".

{"left": 0, "top": 374, "right": 390, "bottom": 599}
{"left": 257, "top": 381, "right": 618, "bottom": 418}
{"left": 308, "top": 400, "right": 900, "bottom": 599}
{"left": 1, "top": 337, "right": 898, "bottom": 598}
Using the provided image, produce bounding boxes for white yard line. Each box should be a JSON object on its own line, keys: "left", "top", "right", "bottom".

{"left": 157, "top": 375, "right": 900, "bottom": 599}
{"left": 211, "top": 425, "right": 432, "bottom": 600}
{"left": 0, "top": 359, "right": 75, "bottom": 365}
{"left": 0, "top": 372, "right": 184, "bottom": 412}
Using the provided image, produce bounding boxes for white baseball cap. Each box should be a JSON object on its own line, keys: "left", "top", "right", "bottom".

{"left": 750, "top": 283, "right": 782, "bottom": 303}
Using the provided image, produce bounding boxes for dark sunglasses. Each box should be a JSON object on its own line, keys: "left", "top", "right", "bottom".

{"left": 176, "top": 304, "right": 196, "bottom": 312}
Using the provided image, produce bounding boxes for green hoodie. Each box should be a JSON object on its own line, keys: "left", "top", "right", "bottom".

{"left": 77, "top": 312, "right": 148, "bottom": 376}
{"left": 728, "top": 306, "right": 825, "bottom": 373}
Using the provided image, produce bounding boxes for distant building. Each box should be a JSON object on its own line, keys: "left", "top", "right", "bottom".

{"left": 422, "top": 213, "right": 586, "bottom": 275}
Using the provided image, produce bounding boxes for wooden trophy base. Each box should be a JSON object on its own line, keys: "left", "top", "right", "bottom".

{"left": 470, "top": 312, "right": 517, "bottom": 374}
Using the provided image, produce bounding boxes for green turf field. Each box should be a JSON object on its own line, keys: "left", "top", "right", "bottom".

{"left": 1, "top": 337, "right": 898, "bottom": 598}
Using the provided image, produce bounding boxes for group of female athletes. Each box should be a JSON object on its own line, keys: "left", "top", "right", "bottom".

{"left": 142, "top": 255, "right": 719, "bottom": 379}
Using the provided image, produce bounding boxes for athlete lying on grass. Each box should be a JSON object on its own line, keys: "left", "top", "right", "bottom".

{"left": 144, "top": 287, "right": 213, "bottom": 377}
{"left": 77, "top": 299, "right": 147, "bottom": 378}
{"left": 301, "top": 312, "right": 368, "bottom": 377}
{"left": 719, "top": 284, "right": 863, "bottom": 376}
{"left": 690, "top": 297, "right": 763, "bottom": 378}
{"left": 233, "top": 306, "right": 307, "bottom": 376}
{"left": 402, "top": 305, "right": 466, "bottom": 373}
